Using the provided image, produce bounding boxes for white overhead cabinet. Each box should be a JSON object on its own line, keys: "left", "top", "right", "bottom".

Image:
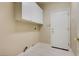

{"left": 22, "top": 2, "right": 43, "bottom": 24}
{"left": 16, "top": 2, "right": 43, "bottom": 24}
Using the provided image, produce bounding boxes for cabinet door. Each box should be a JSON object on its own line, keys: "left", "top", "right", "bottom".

{"left": 22, "top": 2, "right": 43, "bottom": 24}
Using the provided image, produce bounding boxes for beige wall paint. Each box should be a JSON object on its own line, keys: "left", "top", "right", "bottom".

{"left": 76, "top": 3, "right": 79, "bottom": 56}
{"left": 69, "top": 3, "right": 79, "bottom": 55}
{"left": 39, "top": 5, "right": 50, "bottom": 43}
{"left": 39, "top": 3, "right": 70, "bottom": 44}
{"left": 70, "top": 3, "right": 78, "bottom": 55}
{"left": 70, "top": 3, "right": 79, "bottom": 55}
{"left": 16, "top": 21, "right": 40, "bottom": 32}
{"left": 0, "top": 2, "right": 40, "bottom": 55}
{"left": 0, "top": 2, "right": 15, "bottom": 55}
{"left": 3, "top": 32, "right": 39, "bottom": 55}
{"left": 0, "top": 3, "right": 15, "bottom": 37}
{"left": 1, "top": 2, "right": 79, "bottom": 56}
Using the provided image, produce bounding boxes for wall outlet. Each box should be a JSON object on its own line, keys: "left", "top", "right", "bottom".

{"left": 33, "top": 26, "right": 37, "bottom": 30}
{"left": 77, "top": 38, "right": 79, "bottom": 41}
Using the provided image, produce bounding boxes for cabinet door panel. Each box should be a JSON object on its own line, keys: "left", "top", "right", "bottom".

{"left": 22, "top": 2, "right": 43, "bottom": 24}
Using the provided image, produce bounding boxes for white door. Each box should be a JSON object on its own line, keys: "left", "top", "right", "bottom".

{"left": 50, "top": 9, "right": 70, "bottom": 49}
